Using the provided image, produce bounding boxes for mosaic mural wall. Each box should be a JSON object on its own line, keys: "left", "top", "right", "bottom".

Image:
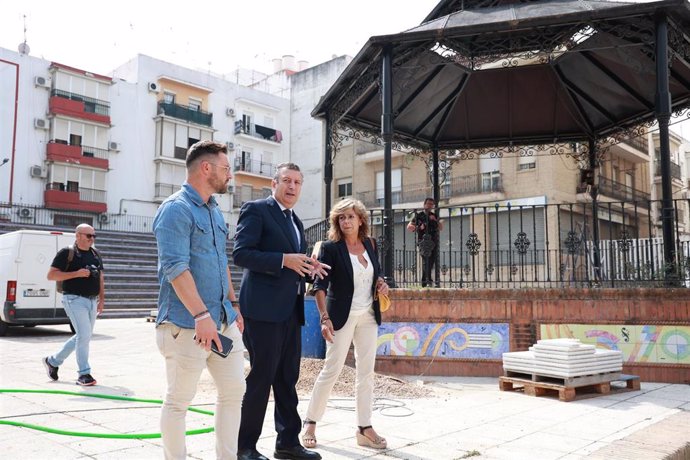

{"left": 376, "top": 323, "right": 509, "bottom": 359}
{"left": 541, "top": 324, "right": 690, "bottom": 364}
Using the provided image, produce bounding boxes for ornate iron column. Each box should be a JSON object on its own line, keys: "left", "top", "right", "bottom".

{"left": 381, "top": 44, "right": 395, "bottom": 286}
{"left": 588, "top": 138, "right": 602, "bottom": 284}
{"left": 432, "top": 147, "right": 440, "bottom": 287}
{"left": 655, "top": 12, "right": 677, "bottom": 280}
{"left": 324, "top": 115, "right": 333, "bottom": 217}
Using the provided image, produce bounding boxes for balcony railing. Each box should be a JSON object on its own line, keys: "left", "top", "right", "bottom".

{"left": 233, "top": 187, "right": 272, "bottom": 208}
{"left": 51, "top": 89, "right": 110, "bottom": 116}
{"left": 234, "top": 158, "right": 276, "bottom": 178}
{"left": 315, "top": 199, "right": 690, "bottom": 289}
{"left": 655, "top": 161, "right": 682, "bottom": 180}
{"left": 158, "top": 101, "right": 212, "bottom": 127}
{"left": 598, "top": 177, "right": 650, "bottom": 204}
{"left": 357, "top": 173, "right": 504, "bottom": 208}
{"left": 155, "top": 183, "right": 182, "bottom": 199}
{"left": 621, "top": 136, "right": 649, "bottom": 153}
{"left": 234, "top": 120, "right": 283, "bottom": 143}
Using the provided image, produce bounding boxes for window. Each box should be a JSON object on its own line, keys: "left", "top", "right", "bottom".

{"left": 164, "top": 92, "right": 175, "bottom": 104}
{"left": 481, "top": 171, "right": 501, "bottom": 192}
{"left": 375, "top": 169, "right": 402, "bottom": 205}
{"left": 189, "top": 98, "right": 201, "bottom": 112}
{"left": 518, "top": 156, "right": 536, "bottom": 170}
{"left": 337, "top": 178, "right": 352, "bottom": 198}
{"left": 70, "top": 134, "right": 82, "bottom": 147}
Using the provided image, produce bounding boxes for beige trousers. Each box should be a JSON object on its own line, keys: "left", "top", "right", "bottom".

{"left": 156, "top": 322, "right": 246, "bottom": 460}
{"left": 305, "top": 311, "right": 379, "bottom": 427}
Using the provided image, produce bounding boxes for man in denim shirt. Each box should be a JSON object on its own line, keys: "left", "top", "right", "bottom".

{"left": 153, "top": 140, "right": 245, "bottom": 460}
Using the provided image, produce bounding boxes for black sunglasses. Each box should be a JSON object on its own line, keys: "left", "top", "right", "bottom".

{"left": 80, "top": 233, "right": 97, "bottom": 239}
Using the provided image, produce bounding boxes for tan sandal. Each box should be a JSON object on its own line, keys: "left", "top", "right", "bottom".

{"left": 356, "top": 425, "right": 387, "bottom": 449}
{"left": 301, "top": 420, "right": 317, "bottom": 449}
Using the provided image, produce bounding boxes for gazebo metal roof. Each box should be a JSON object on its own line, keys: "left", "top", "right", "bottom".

{"left": 313, "top": 0, "right": 690, "bottom": 151}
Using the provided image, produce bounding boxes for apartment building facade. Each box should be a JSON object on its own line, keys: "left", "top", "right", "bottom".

{"left": 0, "top": 48, "right": 290, "bottom": 230}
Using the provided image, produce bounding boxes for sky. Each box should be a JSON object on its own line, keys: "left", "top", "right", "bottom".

{"left": 1, "top": 0, "right": 688, "bottom": 138}
{"left": 0, "top": 0, "right": 439, "bottom": 76}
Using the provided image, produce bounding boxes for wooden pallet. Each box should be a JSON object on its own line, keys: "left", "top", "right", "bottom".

{"left": 499, "top": 373, "right": 640, "bottom": 402}
{"left": 503, "top": 369, "right": 621, "bottom": 387}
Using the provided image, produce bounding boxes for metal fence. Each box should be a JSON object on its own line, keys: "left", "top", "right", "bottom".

{"left": 305, "top": 199, "right": 690, "bottom": 288}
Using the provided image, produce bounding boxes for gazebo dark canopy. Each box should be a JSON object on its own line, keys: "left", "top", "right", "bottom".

{"left": 312, "top": 0, "right": 690, "bottom": 283}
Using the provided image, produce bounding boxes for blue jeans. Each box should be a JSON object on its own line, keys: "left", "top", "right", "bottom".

{"left": 48, "top": 294, "right": 98, "bottom": 376}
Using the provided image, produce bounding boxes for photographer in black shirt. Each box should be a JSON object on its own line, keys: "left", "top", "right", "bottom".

{"left": 44, "top": 223, "right": 104, "bottom": 386}
{"left": 407, "top": 198, "right": 444, "bottom": 288}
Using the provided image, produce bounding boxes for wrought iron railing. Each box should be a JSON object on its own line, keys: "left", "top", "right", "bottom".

{"left": 233, "top": 158, "right": 276, "bottom": 178}
{"left": 81, "top": 145, "right": 110, "bottom": 160}
{"left": 232, "top": 187, "right": 271, "bottom": 208}
{"left": 51, "top": 89, "right": 110, "bottom": 116}
{"left": 357, "top": 173, "right": 504, "bottom": 208}
{"left": 598, "top": 177, "right": 650, "bottom": 204}
{"left": 158, "top": 101, "right": 213, "bottom": 127}
{"left": 621, "top": 136, "right": 649, "bottom": 153}
{"left": 357, "top": 199, "right": 690, "bottom": 288}
{"left": 655, "top": 161, "right": 682, "bottom": 180}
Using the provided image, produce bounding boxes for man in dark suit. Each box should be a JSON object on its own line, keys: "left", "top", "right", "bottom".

{"left": 234, "top": 163, "right": 327, "bottom": 460}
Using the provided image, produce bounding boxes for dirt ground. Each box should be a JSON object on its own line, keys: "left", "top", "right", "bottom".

{"left": 296, "top": 358, "right": 432, "bottom": 399}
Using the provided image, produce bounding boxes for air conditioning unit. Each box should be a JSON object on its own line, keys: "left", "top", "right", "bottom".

{"left": 109, "top": 141, "right": 120, "bottom": 151}
{"left": 227, "top": 185, "right": 235, "bottom": 195}
{"left": 226, "top": 108, "right": 235, "bottom": 117}
{"left": 148, "top": 82, "right": 160, "bottom": 93}
{"left": 34, "top": 118, "right": 49, "bottom": 130}
{"left": 226, "top": 142, "right": 235, "bottom": 151}
{"left": 98, "top": 213, "right": 109, "bottom": 223}
{"left": 34, "top": 76, "right": 50, "bottom": 88}
{"left": 29, "top": 165, "right": 47, "bottom": 178}
{"left": 17, "top": 208, "right": 34, "bottom": 219}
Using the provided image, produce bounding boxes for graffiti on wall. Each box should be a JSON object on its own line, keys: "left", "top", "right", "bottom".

{"left": 376, "top": 323, "right": 509, "bottom": 359}
{"left": 541, "top": 324, "right": 690, "bottom": 364}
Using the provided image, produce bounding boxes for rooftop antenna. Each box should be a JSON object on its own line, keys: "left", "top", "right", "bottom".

{"left": 17, "top": 14, "right": 30, "bottom": 55}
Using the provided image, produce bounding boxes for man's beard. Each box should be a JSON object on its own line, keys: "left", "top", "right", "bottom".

{"left": 212, "top": 177, "right": 229, "bottom": 194}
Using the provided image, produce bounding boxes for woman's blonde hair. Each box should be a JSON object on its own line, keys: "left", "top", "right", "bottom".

{"left": 327, "top": 198, "right": 370, "bottom": 242}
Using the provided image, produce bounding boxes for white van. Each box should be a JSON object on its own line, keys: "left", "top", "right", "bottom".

{"left": 0, "top": 230, "right": 76, "bottom": 335}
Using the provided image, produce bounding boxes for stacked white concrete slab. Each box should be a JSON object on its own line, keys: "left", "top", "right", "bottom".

{"left": 503, "top": 338, "right": 623, "bottom": 378}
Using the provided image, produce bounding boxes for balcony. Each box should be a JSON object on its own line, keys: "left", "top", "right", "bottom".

{"left": 655, "top": 161, "right": 682, "bottom": 181}
{"left": 158, "top": 101, "right": 213, "bottom": 127}
{"left": 621, "top": 136, "right": 649, "bottom": 153}
{"left": 233, "top": 158, "right": 276, "bottom": 178}
{"left": 49, "top": 89, "right": 110, "bottom": 124}
{"left": 44, "top": 183, "right": 107, "bottom": 213}
{"left": 154, "top": 183, "right": 182, "bottom": 201}
{"left": 234, "top": 120, "right": 283, "bottom": 143}
{"left": 356, "top": 173, "right": 504, "bottom": 209}
{"left": 232, "top": 187, "right": 272, "bottom": 208}
{"left": 46, "top": 141, "right": 108, "bottom": 169}
{"left": 597, "top": 177, "right": 650, "bottom": 206}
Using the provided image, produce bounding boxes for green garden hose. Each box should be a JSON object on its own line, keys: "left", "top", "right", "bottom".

{"left": 0, "top": 389, "right": 214, "bottom": 439}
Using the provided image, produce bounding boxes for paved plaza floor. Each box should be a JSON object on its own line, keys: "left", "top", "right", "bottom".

{"left": 1, "top": 318, "right": 688, "bottom": 459}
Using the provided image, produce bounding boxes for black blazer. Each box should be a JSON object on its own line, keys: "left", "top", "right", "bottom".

{"left": 312, "top": 238, "right": 382, "bottom": 330}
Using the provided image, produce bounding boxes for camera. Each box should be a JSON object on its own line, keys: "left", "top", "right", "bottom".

{"left": 86, "top": 264, "right": 100, "bottom": 278}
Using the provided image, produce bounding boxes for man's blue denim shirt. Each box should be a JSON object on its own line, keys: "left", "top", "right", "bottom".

{"left": 153, "top": 182, "right": 237, "bottom": 329}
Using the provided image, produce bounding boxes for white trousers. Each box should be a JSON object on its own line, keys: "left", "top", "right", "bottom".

{"left": 156, "top": 322, "right": 246, "bottom": 460}
{"left": 305, "top": 311, "right": 379, "bottom": 427}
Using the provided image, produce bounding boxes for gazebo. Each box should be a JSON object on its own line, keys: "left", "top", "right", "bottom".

{"left": 312, "top": 0, "right": 690, "bottom": 284}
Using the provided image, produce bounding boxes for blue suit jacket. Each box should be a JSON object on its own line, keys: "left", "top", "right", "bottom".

{"left": 233, "top": 196, "right": 307, "bottom": 324}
